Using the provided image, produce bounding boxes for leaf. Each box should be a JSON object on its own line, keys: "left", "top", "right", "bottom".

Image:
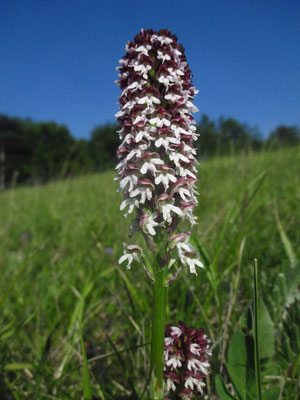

{"left": 227, "top": 330, "right": 256, "bottom": 400}
{"left": 285, "top": 262, "right": 300, "bottom": 304}
{"left": 80, "top": 332, "right": 92, "bottom": 400}
{"left": 275, "top": 206, "right": 297, "bottom": 269}
{"left": 215, "top": 375, "right": 236, "bottom": 399}
{"left": 262, "top": 387, "right": 280, "bottom": 400}
{"left": 5, "top": 363, "right": 33, "bottom": 370}
{"left": 257, "top": 298, "right": 275, "bottom": 359}
{"left": 33, "top": 335, "right": 51, "bottom": 400}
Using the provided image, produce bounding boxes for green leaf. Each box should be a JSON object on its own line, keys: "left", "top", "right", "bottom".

{"left": 262, "top": 388, "right": 280, "bottom": 400}
{"left": 257, "top": 298, "right": 275, "bottom": 359}
{"left": 227, "top": 330, "right": 256, "bottom": 400}
{"left": 5, "top": 363, "right": 33, "bottom": 370}
{"left": 275, "top": 207, "right": 297, "bottom": 269}
{"left": 33, "top": 336, "right": 51, "bottom": 400}
{"left": 215, "top": 375, "right": 236, "bottom": 399}
{"left": 285, "top": 262, "right": 300, "bottom": 304}
{"left": 80, "top": 332, "right": 92, "bottom": 400}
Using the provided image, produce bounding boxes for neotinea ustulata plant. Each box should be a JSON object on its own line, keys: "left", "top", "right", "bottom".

{"left": 115, "top": 29, "right": 211, "bottom": 399}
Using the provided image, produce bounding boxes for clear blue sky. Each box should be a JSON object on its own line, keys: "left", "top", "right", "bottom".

{"left": 1, "top": 0, "right": 299, "bottom": 138}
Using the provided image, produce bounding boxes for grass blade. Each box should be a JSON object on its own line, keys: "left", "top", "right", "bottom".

{"left": 80, "top": 331, "right": 92, "bottom": 400}
{"left": 253, "top": 259, "right": 262, "bottom": 400}
{"left": 274, "top": 205, "right": 297, "bottom": 269}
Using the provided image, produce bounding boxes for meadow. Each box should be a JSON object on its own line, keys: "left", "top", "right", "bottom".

{"left": 0, "top": 146, "right": 299, "bottom": 399}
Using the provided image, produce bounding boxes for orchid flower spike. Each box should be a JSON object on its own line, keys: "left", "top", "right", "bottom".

{"left": 164, "top": 321, "right": 212, "bottom": 398}
{"left": 116, "top": 29, "right": 203, "bottom": 275}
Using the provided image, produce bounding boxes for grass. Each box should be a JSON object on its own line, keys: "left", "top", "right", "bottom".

{"left": 0, "top": 146, "right": 299, "bottom": 399}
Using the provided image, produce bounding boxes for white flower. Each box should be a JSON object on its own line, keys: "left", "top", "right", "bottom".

{"left": 140, "top": 158, "right": 163, "bottom": 175}
{"left": 156, "top": 35, "right": 173, "bottom": 45}
{"left": 176, "top": 242, "right": 203, "bottom": 274}
{"left": 157, "top": 50, "right": 171, "bottom": 63}
{"left": 140, "top": 211, "right": 161, "bottom": 236}
{"left": 166, "top": 377, "right": 177, "bottom": 392}
{"left": 120, "top": 197, "right": 140, "bottom": 217}
{"left": 157, "top": 74, "right": 175, "bottom": 87}
{"left": 118, "top": 252, "right": 135, "bottom": 269}
{"left": 118, "top": 243, "right": 143, "bottom": 269}
{"left": 177, "top": 187, "right": 192, "bottom": 201}
{"left": 186, "top": 256, "right": 203, "bottom": 274}
{"left": 135, "top": 44, "right": 152, "bottom": 56}
{"left": 190, "top": 343, "right": 201, "bottom": 356}
{"left": 160, "top": 203, "right": 183, "bottom": 224}
{"left": 119, "top": 174, "right": 138, "bottom": 192}
{"left": 170, "top": 326, "right": 182, "bottom": 338}
{"left": 138, "top": 95, "right": 160, "bottom": 107}
{"left": 149, "top": 115, "right": 171, "bottom": 127}
{"left": 187, "top": 359, "right": 210, "bottom": 375}
{"left": 168, "top": 152, "right": 190, "bottom": 168}
{"left": 166, "top": 353, "right": 183, "bottom": 369}
{"left": 184, "top": 376, "right": 205, "bottom": 393}
{"left": 164, "top": 337, "right": 174, "bottom": 346}
{"left": 154, "top": 135, "right": 180, "bottom": 150}
{"left": 154, "top": 171, "right": 177, "bottom": 190}
{"left": 130, "top": 185, "right": 153, "bottom": 204}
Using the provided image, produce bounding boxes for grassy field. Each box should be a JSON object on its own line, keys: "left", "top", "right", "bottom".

{"left": 0, "top": 147, "right": 299, "bottom": 399}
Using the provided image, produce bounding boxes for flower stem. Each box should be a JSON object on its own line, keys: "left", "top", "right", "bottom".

{"left": 151, "top": 262, "right": 167, "bottom": 394}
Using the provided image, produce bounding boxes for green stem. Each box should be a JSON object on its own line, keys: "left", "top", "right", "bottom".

{"left": 151, "top": 263, "right": 167, "bottom": 394}
{"left": 253, "top": 259, "right": 262, "bottom": 400}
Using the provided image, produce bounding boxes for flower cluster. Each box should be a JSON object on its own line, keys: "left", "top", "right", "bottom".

{"left": 116, "top": 29, "right": 202, "bottom": 274}
{"left": 164, "top": 321, "right": 211, "bottom": 399}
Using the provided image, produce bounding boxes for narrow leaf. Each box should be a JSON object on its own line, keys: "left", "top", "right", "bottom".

{"left": 80, "top": 332, "right": 92, "bottom": 400}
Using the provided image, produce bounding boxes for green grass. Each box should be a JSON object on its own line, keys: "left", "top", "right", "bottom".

{"left": 0, "top": 147, "right": 299, "bottom": 399}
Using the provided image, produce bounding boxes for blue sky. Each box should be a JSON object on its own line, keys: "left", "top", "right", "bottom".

{"left": 1, "top": 0, "right": 299, "bottom": 138}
